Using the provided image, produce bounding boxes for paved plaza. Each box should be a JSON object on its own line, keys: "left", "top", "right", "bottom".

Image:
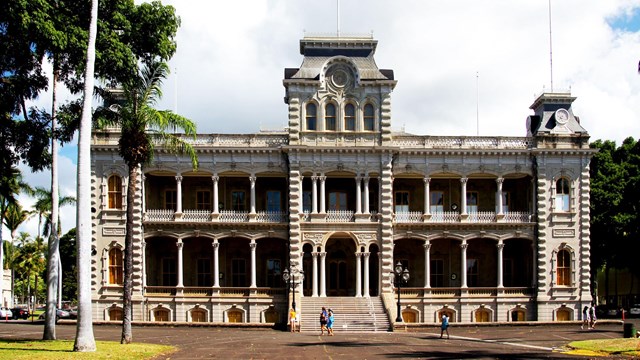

{"left": 0, "top": 321, "right": 633, "bottom": 359}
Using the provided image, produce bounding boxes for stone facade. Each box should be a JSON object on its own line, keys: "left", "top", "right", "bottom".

{"left": 91, "top": 35, "right": 595, "bottom": 324}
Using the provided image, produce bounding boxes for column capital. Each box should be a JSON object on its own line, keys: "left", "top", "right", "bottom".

{"left": 460, "top": 242, "right": 468, "bottom": 251}
{"left": 311, "top": 175, "right": 319, "bottom": 182}
{"left": 363, "top": 252, "right": 371, "bottom": 258}
{"left": 250, "top": 241, "right": 257, "bottom": 250}
{"left": 497, "top": 243, "right": 505, "bottom": 251}
{"left": 423, "top": 242, "right": 432, "bottom": 251}
{"left": 460, "top": 177, "right": 468, "bottom": 184}
{"left": 175, "top": 175, "right": 183, "bottom": 182}
{"left": 318, "top": 175, "right": 326, "bottom": 181}
{"left": 496, "top": 177, "right": 504, "bottom": 185}
{"left": 211, "top": 175, "right": 219, "bottom": 182}
{"left": 423, "top": 177, "right": 431, "bottom": 184}
{"left": 212, "top": 241, "right": 219, "bottom": 250}
{"left": 177, "top": 239, "right": 184, "bottom": 249}
{"left": 311, "top": 251, "right": 319, "bottom": 257}
{"left": 249, "top": 175, "right": 256, "bottom": 183}
{"left": 319, "top": 252, "right": 327, "bottom": 258}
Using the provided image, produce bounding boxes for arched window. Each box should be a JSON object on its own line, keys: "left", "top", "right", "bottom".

{"left": 555, "top": 178, "right": 570, "bottom": 212}
{"left": 306, "top": 103, "right": 317, "bottom": 130}
{"left": 108, "top": 175, "right": 122, "bottom": 209}
{"left": 556, "top": 249, "right": 571, "bottom": 286}
{"left": 344, "top": 103, "right": 355, "bottom": 131}
{"left": 109, "top": 248, "right": 123, "bottom": 285}
{"left": 109, "top": 308, "right": 123, "bottom": 321}
{"left": 364, "top": 104, "right": 375, "bottom": 131}
{"left": 325, "top": 103, "right": 336, "bottom": 131}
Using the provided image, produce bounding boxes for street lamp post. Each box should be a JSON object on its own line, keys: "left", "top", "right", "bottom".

{"left": 283, "top": 267, "right": 304, "bottom": 311}
{"left": 393, "top": 261, "right": 410, "bottom": 323}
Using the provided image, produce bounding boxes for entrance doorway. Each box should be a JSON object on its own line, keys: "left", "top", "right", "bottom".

{"left": 326, "top": 237, "right": 356, "bottom": 296}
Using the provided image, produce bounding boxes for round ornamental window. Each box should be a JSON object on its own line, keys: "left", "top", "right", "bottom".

{"left": 331, "top": 69, "right": 349, "bottom": 87}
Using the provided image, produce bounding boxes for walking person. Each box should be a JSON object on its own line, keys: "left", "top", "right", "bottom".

{"left": 289, "top": 308, "right": 297, "bottom": 333}
{"left": 581, "top": 306, "right": 590, "bottom": 330}
{"left": 319, "top": 306, "right": 328, "bottom": 335}
{"left": 327, "top": 309, "right": 334, "bottom": 336}
{"left": 589, "top": 303, "right": 597, "bottom": 329}
{"left": 440, "top": 314, "right": 450, "bottom": 339}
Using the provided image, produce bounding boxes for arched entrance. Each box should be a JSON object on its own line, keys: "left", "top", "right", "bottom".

{"left": 326, "top": 236, "right": 356, "bottom": 296}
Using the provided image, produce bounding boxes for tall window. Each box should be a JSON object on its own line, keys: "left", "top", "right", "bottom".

{"left": 329, "top": 192, "right": 347, "bottom": 210}
{"left": 556, "top": 250, "right": 571, "bottom": 286}
{"left": 266, "top": 259, "right": 281, "bottom": 287}
{"left": 467, "top": 258, "right": 479, "bottom": 286}
{"left": 197, "top": 258, "right": 211, "bottom": 286}
{"left": 196, "top": 191, "right": 211, "bottom": 211}
{"left": 108, "top": 248, "right": 123, "bottom": 285}
{"left": 232, "top": 259, "right": 246, "bottom": 287}
{"left": 266, "top": 191, "right": 281, "bottom": 212}
{"left": 162, "top": 258, "right": 176, "bottom": 286}
{"left": 325, "top": 103, "right": 336, "bottom": 131}
{"left": 430, "top": 191, "right": 444, "bottom": 213}
{"left": 466, "top": 191, "right": 478, "bottom": 212}
{"left": 231, "top": 191, "right": 246, "bottom": 211}
{"left": 165, "top": 190, "right": 177, "bottom": 210}
{"left": 306, "top": 103, "right": 317, "bottom": 130}
{"left": 395, "top": 191, "right": 409, "bottom": 213}
{"left": 107, "top": 175, "right": 122, "bottom": 209}
{"left": 431, "top": 259, "right": 444, "bottom": 287}
{"left": 555, "top": 178, "right": 570, "bottom": 212}
{"left": 302, "top": 190, "right": 311, "bottom": 213}
{"left": 364, "top": 104, "right": 375, "bottom": 131}
{"left": 344, "top": 103, "right": 355, "bottom": 131}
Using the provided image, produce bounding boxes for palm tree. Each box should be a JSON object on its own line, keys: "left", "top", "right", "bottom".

{"left": 32, "top": 187, "right": 76, "bottom": 238}
{"left": 73, "top": 0, "right": 97, "bottom": 350}
{"left": 96, "top": 60, "right": 198, "bottom": 344}
{"left": 15, "top": 233, "right": 46, "bottom": 317}
{"left": 0, "top": 167, "right": 32, "bottom": 307}
{"left": 3, "top": 203, "right": 33, "bottom": 306}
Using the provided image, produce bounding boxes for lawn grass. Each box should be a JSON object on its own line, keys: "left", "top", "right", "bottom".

{"left": 567, "top": 338, "right": 640, "bottom": 357}
{"left": 0, "top": 339, "right": 176, "bottom": 359}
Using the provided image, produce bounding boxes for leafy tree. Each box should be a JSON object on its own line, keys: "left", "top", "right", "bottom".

{"left": 96, "top": 60, "right": 197, "bottom": 344}
{"left": 59, "top": 228, "right": 77, "bottom": 305}
{"left": 4, "top": 202, "right": 33, "bottom": 306}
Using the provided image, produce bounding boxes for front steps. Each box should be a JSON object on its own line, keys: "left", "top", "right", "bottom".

{"left": 299, "top": 296, "right": 390, "bottom": 333}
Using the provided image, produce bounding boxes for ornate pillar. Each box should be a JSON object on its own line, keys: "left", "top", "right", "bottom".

{"left": 363, "top": 252, "right": 370, "bottom": 297}
{"left": 424, "top": 240, "right": 431, "bottom": 288}
{"left": 249, "top": 175, "right": 257, "bottom": 214}
{"left": 424, "top": 177, "right": 431, "bottom": 216}
{"left": 497, "top": 240, "right": 504, "bottom": 288}
{"left": 311, "top": 175, "right": 318, "bottom": 214}
{"left": 363, "top": 176, "right": 370, "bottom": 214}
{"left": 496, "top": 177, "right": 504, "bottom": 215}
{"left": 460, "top": 177, "right": 468, "bottom": 215}
{"left": 250, "top": 240, "right": 257, "bottom": 288}
{"left": 320, "top": 252, "right": 327, "bottom": 297}
{"left": 177, "top": 238, "right": 184, "bottom": 288}
{"left": 213, "top": 240, "right": 220, "bottom": 287}
{"left": 355, "top": 176, "right": 362, "bottom": 214}
{"left": 355, "top": 252, "right": 362, "bottom": 297}
{"left": 141, "top": 174, "right": 146, "bottom": 213}
{"left": 319, "top": 175, "right": 326, "bottom": 214}
{"left": 460, "top": 240, "right": 468, "bottom": 288}
{"left": 312, "top": 252, "right": 319, "bottom": 297}
{"left": 212, "top": 175, "right": 219, "bottom": 214}
{"left": 175, "top": 175, "right": 183, "bottom": 214}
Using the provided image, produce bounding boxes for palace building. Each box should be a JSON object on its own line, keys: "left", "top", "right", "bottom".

{"left": 91, "top": 35, "right": 595, "bottom": 328}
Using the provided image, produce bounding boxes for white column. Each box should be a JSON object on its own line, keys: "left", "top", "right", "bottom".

{"left": 311, "top": 175, "right": 318, "bottom": 214}
{"left": 320, "top": 252, "right": 327, "bottom": 297}
{"left": 363, "top": 252, "right": 370, "bottom": 297}
{"left": 496, "top": 177, "right": 504, "bottom": 215}
{"left": 175, "top": 175, "right": 183, "bottom": 213}
{"left": 213, "top": 240, "right": 220, "bottom": 287}
{"left": 250, "top": 241, "right": 257, "bottom": 288}
{"left": 355, "top": 176, "right": 362, "bottom": 214}
{"left": 177, "top": 238, "right": 184, "bottom": 287}
{"left": 424, "top": 177, "right": 431, "bottom": 215}
{"left": 424, "top": 240, "right": 431, "bottom": 288}
{"left": 497, "top": 240, "right": 504, "bottom": 288}
{"left": 249, "top": 175, "right": 256, "bottom": 214}
{"left": 460, "top": 177, "right": 468, "bottom": 215}
{"left": 312, "top": 252, "right": 319, "bottom": 297}
{"left": 355, "top": 252, "right": 362, "bottom": 297}
{"left": 319, "top": 175, "right": 326, "bottom": 213}
{"left": 461, "top": 240, "right": 468, "bottom": 288}
{"left": 212, "top": 175, "right": 219, "bottom": 214}
{"left": 363, "top": 176, "right": 370, "bottom": 214}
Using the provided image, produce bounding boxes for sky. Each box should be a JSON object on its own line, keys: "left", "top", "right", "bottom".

{"left": 7, "top": 0, "right": 640, "bottom": 241}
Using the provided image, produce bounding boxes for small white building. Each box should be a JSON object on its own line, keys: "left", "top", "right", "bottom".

{"left": 91, "top": 35, "right": 595, "bottom": 326}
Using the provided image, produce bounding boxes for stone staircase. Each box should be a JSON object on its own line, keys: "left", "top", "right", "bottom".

{"left": 299, "top": 296, "right": 390, "bottom": 333}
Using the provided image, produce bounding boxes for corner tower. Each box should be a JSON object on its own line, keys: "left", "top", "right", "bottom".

{"left": 283, "top": 35, "right": 397, "bottom": 146}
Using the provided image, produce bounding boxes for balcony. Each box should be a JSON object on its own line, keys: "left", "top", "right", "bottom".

{"left": 394, "top": 211, "right": 533, "bottom": 224}
{"left": 143, "top": 209, "right": 288, "bottom": 223}
{"left": 144, "top": 286, "right": 286, "bottom": 298}
{"left": 399, "top": 287, "right": 534, "bottom": 298}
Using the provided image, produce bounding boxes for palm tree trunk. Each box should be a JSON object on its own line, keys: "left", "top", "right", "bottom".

{"left": 44, "top": 60, "right": 60, "bottom": 341}
{"left": 121, "top": 164, "right": 138, "bottom": 344}
{"left": 73, "top": 0, "right": 98, "bottom": 351}
{"left": 0, "top": 207, "right": 5, "bottom": 307}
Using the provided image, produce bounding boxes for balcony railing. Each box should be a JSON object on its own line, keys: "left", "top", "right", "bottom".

{"left": 145, "top": 209, "right": 175, "bottom": 222}
{"left": 218, "top": 210, "right": 249, "bottom": 222}
{"left": 183, "top": 209, "right": 210, "bottom": 222}
{"left": 144, "top": 209, "right": 287, "bottom": 223}
{"left": 399, "top": 287, "right": 533, "bottom": 298}
{"left": 394, "top": 211, "right": 532, "bottom": 224}
{"left": 144, "top": 286, "right": 287, "bottom": 297}
{"left": 326, "top": 210, "right": 355, "bottom": 222}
